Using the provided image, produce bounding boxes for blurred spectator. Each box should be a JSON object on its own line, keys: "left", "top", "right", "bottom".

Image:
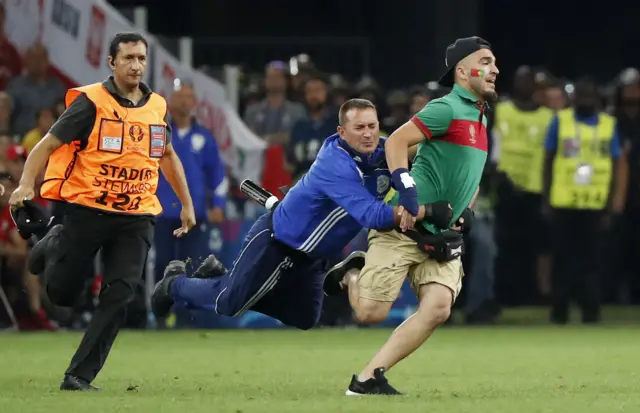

{"left": 242, "top": 82, "right": 262, "bottom": 113}
{"left": 329, "top": 74, "right": 351, "bottom": 111}
{"left": 0, "top": 165, "right": 55, "bottom": 330}
{"left": 0, "top": 92, "right": 13, "bottom": 137}
{"left": 492, "top": 66, "right": 555, "bottom": 304}
{"left": 4, "top": 144, "right": 25, "bottom": 185}
{"left": 408, "top": 85, "right": 430, "bottom": 115}
{"left": 615, "top": 68, "right": 640, "bottom": 302}
{"left": 155, "top": 80, "right": 227, "bottom": 284}
{"left": 532, "top": 66, "right": 552, "bottom": 106}
{"left": 543, "top": 78, "right": 568, "bottom": 111}
{"left": 6, "top": 44, "right": 65, "bottom": 136}
{"left": 0, "top": 134, "right": 11, "bottom": 162}
{"left": 542, "top": 76, "right": 627, "bottom": 324}
{"left": 243, "top": 61, "right": 306, "bottom": 146}
{"left": 289, "top": 53, "right": 315, "bottom": 102}
{"left": 0, "top": 4, "right": 22, "bottom": 91}
{"left": 22, "top": 107, "right": 56, "bottom": 153}
{"left": 465, "top": 188, "right": 499, "bottom": 324}
{"left": 286, "top": 71, "right": 337, "bottom": 182}
{"left": 354, "top": 75, "right": 380, "bottom": 105}
{"left": 53, "top": 100, "right": 66, "bottom": 118}
{"left": 382, "top": 89, "right": 409, "bottom": 134}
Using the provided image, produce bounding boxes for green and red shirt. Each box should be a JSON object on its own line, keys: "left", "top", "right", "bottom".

{"left": 390, "top": 84, "right": 488, "bottom": 233}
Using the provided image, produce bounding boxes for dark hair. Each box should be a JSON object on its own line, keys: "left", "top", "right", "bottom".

{"left": 338, "top": 98, "right": 376, "bottom": 126}
{"left": 305, "top": 70, "right": 329, "bottom": 86}
{"left": 108, "top": 32, "right": 148, "bottom": 60}
{"left": 573, "top": 76, "right": 598, "bottom": 97}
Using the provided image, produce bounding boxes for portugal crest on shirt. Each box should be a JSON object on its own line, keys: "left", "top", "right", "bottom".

{"left": 376, "top": 174, "right": 390, "bottom": 196}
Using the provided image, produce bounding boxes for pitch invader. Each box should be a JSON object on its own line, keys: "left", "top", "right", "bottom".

{"left": 324, "top": 36, "right": 499, "bottom": 395}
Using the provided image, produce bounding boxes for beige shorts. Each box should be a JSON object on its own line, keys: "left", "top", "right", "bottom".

{"left": 357, "top": 229, "right": 464, "bottom": 303}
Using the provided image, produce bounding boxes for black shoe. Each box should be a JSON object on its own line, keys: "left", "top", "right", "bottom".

{"left": 27, "top": 224, "right": 63, "bottom": 275}
{"left": 60, "top": 375, "right": 100, "bottom": 391}
{"left": 345, "top": 367, "right": 402, "bottom": 396}
{"left": 192, "top": 254, "right": 227, "bottom": 278}
{"left": 151, "top": 260, "right": 186, "bottom": 319}
{"left": 323, "top": 250, "right": 365, "bottom": 296}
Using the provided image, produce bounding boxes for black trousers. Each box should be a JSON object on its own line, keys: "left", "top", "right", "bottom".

{"left": 549, "top": 209, "right": 603, "bottom": 323}
{"left": 44, "top": 205, "right": 154, "bottom": 383}
{"left": 495, "top": 188, "right": 547, "bottom": 305}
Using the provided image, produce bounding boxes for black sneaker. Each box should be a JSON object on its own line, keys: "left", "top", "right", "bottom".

{"left": 323, "top": 250, "right": 365, "bottom": 296}
{"left": 60, "top": 375, "right": 100, "bottom": 391}
{"left": 192, "top": 254, "right": 227, "bottom": 278}
{"left": 151, "top": 260, "right": 186, "bottom": 319}
{"left": 27, "top": 224, "right": 63, "bottom": 275}
{"left": 345, "top": 367, "right": 402, "bottom": 396}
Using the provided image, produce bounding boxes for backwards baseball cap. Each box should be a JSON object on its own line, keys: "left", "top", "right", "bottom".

{"left": 10, "top": 199, "right": 50, "bottom": 240}
{"left": 438, "top": 36, "right": 492, "bottom": 87}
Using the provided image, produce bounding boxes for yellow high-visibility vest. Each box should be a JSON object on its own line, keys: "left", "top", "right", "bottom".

{"left": 549, "top": 108, "right": 615, "bottom": 210}
{"left": 495, "top": 100, "right": 553, "bottom": 193}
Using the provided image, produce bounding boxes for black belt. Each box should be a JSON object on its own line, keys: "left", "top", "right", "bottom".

{"left": 394, "top": 226, "right": 465, "bottom": 263}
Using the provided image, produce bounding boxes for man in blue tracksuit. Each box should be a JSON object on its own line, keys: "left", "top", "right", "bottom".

{"left": 154, "top": 81, "right": 227, "bottom": 281}
{"left": 151, "top": 99, "right": 442, "bottom": 331}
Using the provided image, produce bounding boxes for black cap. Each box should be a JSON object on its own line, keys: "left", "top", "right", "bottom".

{"left": 10, "top": 200, "right": 51, "bottom": 240}
{"left": 438, "top": 36, "right": 492, "bottom": 87}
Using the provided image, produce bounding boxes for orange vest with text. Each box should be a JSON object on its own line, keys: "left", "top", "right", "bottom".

{"left": 40, "top": 83, "right": 168, "bottom": 215}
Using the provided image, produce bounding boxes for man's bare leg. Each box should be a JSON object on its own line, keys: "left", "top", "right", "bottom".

{"left": 342, "top": 269, "right": 392, "bottom": 325}
{"left": 357, "top": 283, "right": 452, "bottom": 381}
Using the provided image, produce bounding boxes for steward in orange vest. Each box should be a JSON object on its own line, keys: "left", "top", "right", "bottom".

{"left": 8, "top": 33, "right": 195, "bottom": 391}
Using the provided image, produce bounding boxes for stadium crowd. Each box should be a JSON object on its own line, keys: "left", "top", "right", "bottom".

{"left": 2, "top": 29, "right": 640, "bottom": 331}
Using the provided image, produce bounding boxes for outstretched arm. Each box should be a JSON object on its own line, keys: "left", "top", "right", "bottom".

{"left": 315, "top": 160, "right": 425, "bottom": 230}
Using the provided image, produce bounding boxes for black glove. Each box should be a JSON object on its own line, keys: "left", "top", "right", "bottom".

{"left": 424, "top": 201, "right": 453, "bottom": 229}
{"left": 456, "top": 207, "right": 475, "bottom": 234}
{"left": 10, "top": 199, "right": 51, "bottom": 240}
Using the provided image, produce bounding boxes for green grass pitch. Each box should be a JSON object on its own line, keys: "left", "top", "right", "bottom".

{"left": 1, "top": 323, "right": 640, "bottom": 413}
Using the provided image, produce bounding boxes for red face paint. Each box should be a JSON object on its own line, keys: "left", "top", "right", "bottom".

{"left": 470, "top": 69, "right": 485, "bottom": 78}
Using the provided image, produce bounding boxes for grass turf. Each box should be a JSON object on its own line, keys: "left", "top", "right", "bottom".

{"left": 1, "top": 323, "right": 640, "bottom": 413}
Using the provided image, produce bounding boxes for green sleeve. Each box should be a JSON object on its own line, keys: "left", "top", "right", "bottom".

{"left": 410, "top": 100, "right": 453, "bottom": 139}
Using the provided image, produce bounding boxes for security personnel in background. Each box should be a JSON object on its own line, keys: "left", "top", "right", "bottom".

{"left": 155, "top": 79, "right": 227, "bottom": 289}
{"left": 492, "top": 66, "right": 554, "bottom": 305}
{"left": 8, "top": 33, "right": 196, "bottom": 390}
{"left": 542, "top": 76, "right": 627, "bottom": 324}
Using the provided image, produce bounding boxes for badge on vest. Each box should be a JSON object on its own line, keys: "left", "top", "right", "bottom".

{"left": 149, "top": 125, "right": 166, "bottom": 158}
{"left": 98, "top": 119, "right": 124, "bottom": 154}
{"left": 574, "top": 163, "right": 594, "bottom": 186}
{"left": 562, "top": 138, "right": 580, "bottom": 158}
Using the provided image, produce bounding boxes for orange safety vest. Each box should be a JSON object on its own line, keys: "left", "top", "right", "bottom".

{"left": 41, "top": 82, "right": 167, "bottom": 215}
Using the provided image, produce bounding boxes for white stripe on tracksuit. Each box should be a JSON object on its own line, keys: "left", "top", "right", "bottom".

{"left": 232, "top": 257, "right": 293, "bottom": 316}
{"left": 297, "top": 206, "right": 349, "bottom": 254}
{"left": 213, "top": 228, "right": 270, "bottom": 315}
{"left": 215, "top": 206, "right": 348, "bottom": 316}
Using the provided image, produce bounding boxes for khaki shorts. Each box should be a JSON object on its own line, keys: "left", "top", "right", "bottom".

{"left": 357, "top": 229, "right": 464, "bottom": 303}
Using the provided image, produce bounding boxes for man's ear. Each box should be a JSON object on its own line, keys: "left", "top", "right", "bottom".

{"left": 455, "top": 64, "right": 467, "bottom": 82}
